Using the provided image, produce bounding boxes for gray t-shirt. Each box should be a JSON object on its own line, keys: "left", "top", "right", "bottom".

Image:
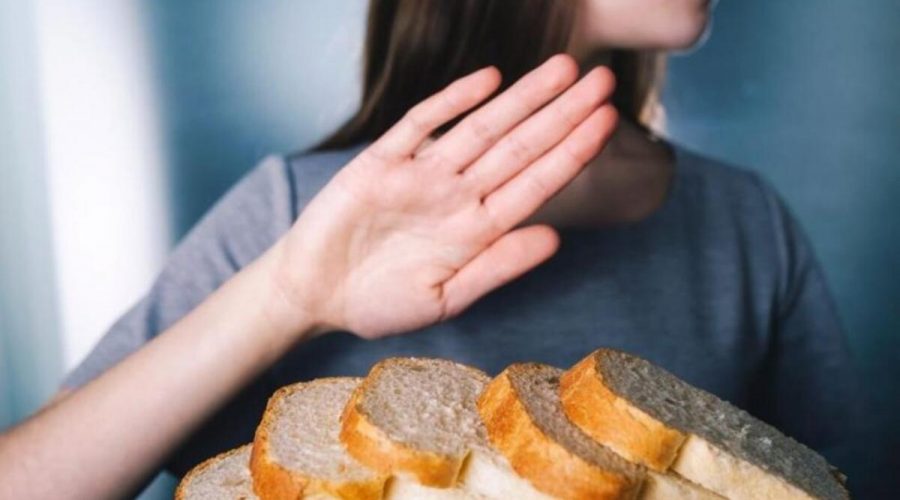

{"left": 63, "top": 141, "right": 866, "bottom": 479}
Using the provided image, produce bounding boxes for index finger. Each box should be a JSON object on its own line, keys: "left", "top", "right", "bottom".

{"left": 424, "top": 53, "right": 580, "bottom": 172}
{"left": 365, "top": 65, "right": 502, "bottom": 162}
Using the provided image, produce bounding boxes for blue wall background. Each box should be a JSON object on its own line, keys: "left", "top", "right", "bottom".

{"left": 0, "top": 0, "right": 63, "bottom": 428}
{"left": 137, "top": 0, "right": 897, "bottom": 496}
{"left": 144, "top": 0, "right": 367, "bottom": 237}
{"left": 665, "top": 2, "right": 898, "bottom": 493}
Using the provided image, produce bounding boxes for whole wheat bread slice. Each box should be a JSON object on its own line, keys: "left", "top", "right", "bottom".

{"left": 560, "top": 349, "right": 850, "bottom": 500}
{"left": 250, "top": 377, "right": 388, "bottom": 499}
{"left": 176, "top": 444, "right": 257, "bottom": 500}
{"left": 340, "top": 357, "right": 550, "bottom": 499}
{"left": 477, "top": 362, "right": 722, "bottom": 500}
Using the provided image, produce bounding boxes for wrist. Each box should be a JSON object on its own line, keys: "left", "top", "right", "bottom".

{"left": 256, "top": 238, "right": 329, "bottom": 346}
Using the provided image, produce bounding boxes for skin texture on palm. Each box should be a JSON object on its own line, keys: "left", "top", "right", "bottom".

{"left": 275, "top": 55, "right": 617, "bottom": 340}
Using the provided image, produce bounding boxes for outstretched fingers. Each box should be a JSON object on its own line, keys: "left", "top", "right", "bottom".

{"left": 482, "top": 104, "right": 619, "bottom": 233}
{"left": 440, "top": 224, "right": 560, "bottom": 320}
{"left": 365, "top": 65, "right": 503, "bottom": 162}
{"left": 462, "top": 65, "right": 615, "bottom": 197}
{"left": 422, "top": 54, "right": 580, "bottom": 172}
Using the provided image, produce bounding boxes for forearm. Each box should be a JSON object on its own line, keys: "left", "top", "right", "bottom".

{"left": 0, "top": 240, "right": 316, "bottom": 499}
{"left": 0, "top": 53, "right": 613, "bottom": 499}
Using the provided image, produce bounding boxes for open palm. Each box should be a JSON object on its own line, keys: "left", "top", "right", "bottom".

{"left": 278, "top": 54, "right": 617, "bottom": 339}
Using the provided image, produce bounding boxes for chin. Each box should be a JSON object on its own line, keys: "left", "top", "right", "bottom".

{"left": 580, "top": 0, "right": 715, "bottom": 52}
{"left": 658, "top": 11, "right": 712, "bottom": 51}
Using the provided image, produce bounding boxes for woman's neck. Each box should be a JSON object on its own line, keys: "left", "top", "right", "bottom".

{"left": 523, "top": 117, "right": 675, "bottom": 229}
{"left": 518, "top": 47, "right": 676, "bottom": 229}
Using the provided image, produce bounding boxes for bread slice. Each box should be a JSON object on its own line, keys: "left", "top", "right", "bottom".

{"left": 340, "top": 357, "right": 551, "bottom": 499}
{"left": 250, "top": 377, "right": 388, "bottom": 499}
{"left": 560, "top": 349, "right": 850, "bottom": 500}
{"left": 176, "top": 445, "right": 257, "bottom": 500}
{"left": 477, "top": 362, "right": 722, "bottom": 500}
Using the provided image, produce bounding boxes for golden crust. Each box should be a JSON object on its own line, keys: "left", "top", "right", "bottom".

{"left": 476, "top": 367, "right": 642, "bottom": 500}
{"left": 560, "top": 352, "right": 686, "bottom": 472}
{"left": 250, "top": 379, "right": 387, "bottom": 500}
{"left": 175, "top": 444, "right": 253, "bottom": 500}
{"left": 338, "top": 361, "right": 465, "bottom": 488}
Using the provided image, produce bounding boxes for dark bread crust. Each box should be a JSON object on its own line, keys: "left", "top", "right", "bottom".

{"left": 251, "top": 378, "right": 387, "bottom": 499}
{"left": 561, "top": 355, "right": 686, "bottom": 471}
{"left": 477, "top": 363, "right": 643, "bottom": 499}
{"left": 339, "top": 357, "right": 489, "bottom": 488}
{"left": 562, "top": 349, "right": 850, "bottom": 500}
{"left": 340, "top": 382, "right": 462, "bottom": 487}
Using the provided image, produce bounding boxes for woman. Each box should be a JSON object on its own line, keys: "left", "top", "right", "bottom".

{"left": 0, "top": 0, "right": 867, "bottom": 498}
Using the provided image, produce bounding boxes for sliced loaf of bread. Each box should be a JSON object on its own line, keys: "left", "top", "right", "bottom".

{"left": 560, "top": 349, "right": 849, "bottom": 500}
{"left": 250, "top": 377, "right": 388, "bottom": 499}
{"left": 176, "top": 444, "right": 257, "bottom": 500}
{"left": 340, "top": 357, "right": 550, "bottom": 499}
{"left": 477, "top": 362, "right": 722, "bottom": 500}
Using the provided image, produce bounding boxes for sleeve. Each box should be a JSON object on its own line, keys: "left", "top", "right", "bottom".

{"left": 746, "top": 178, "right": 879, "bottom": 495}
{"left": 60, "top": 155, "right": 297, "bottom": 390}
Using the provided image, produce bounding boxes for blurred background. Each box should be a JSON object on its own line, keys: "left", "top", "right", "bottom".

{"left": 1, "top": 0, "right": 897, "bottom": 497}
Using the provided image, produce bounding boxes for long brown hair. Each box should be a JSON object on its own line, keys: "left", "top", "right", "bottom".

{"left": 310, "top": 0, "right": 662, "bottom": 152}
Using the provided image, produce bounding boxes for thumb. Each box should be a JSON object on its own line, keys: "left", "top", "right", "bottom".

{"left": 440, "top": 224, "right": 560, "bottom": 320}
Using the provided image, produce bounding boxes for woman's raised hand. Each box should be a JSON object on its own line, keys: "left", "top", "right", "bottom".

{"left": 275, "top": 53, "right": 617, "bottom": 339}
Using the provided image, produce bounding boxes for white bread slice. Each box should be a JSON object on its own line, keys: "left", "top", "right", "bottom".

{"left": 176, "top": 444, "right": 257, "bottom": 500}
{"left": 340, "top": 357, "right": 551, "bottom": 499}
{"left": 560, "top": 349, "right": 850, "bottom": 500}
{"left": 250, "top": 377, "right": 388, "bottom": 499}
{"left": 477, "top": 362, "right": 721, "bottom": 500}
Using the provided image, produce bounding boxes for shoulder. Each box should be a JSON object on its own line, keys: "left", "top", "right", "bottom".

{"left": 166, "top": 142, "right": 369, "bottom": 272}
{"left": 668, "top": 142, "right": 814, "bottom": 305}
{"left": 670, "top": 143, "right": 778, "bottom": 212}
{"left": 668, "top": 142, "right": 793, "bottom": 241}
{"left": 285, "top": 141, "right": 369, "bottom": 173}
{"left": 282, "top": 142, "right": 370, "bottom": 215}
{"left": 165, "top": 154, "right": 295, "bottom": 270}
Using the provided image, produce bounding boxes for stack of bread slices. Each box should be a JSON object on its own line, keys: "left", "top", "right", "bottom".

{"left": 175, "top": 349, "right": 849, "bottom": 500}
